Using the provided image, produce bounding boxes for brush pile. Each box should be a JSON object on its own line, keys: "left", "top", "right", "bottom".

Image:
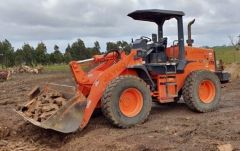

{"left": 9, "top": 65, "right": 44, "bottom": 74}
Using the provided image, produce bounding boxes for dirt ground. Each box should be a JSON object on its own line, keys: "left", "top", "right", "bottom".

{"left": 0, "top": 72, "right": 240, "bottom": 151}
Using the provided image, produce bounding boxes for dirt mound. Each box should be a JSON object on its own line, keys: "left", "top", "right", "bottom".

{"left": 225, "top": 63, "right": 240, "bottom": 80}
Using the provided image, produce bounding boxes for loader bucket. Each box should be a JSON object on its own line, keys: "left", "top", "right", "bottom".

{"left": 16, "top": 83, "right": 87, "bottom": 133}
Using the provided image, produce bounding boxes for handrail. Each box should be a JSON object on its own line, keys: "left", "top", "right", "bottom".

{"left": 76, "top": 58, "right": 94, "bottom": 64}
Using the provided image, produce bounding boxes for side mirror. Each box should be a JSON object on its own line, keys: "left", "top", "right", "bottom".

{"left": 152, "top": 34, "right": 157, "bottom": 43}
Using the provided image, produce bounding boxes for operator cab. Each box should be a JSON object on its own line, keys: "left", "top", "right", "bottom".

{"left": 132, "top": 35, "right": 168, "bottom": 63}
{"left": 128, "top": 9, "right": 186, "bottom": 73}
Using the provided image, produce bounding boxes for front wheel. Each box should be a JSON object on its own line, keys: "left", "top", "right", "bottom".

{"left": 183, "top": 70, "right": 221, "bottom": 112}
{"left": 101, "top": 75, "right": 152, "bottom": 128}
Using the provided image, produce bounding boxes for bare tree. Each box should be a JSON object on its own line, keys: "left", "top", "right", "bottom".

{"left": 229, "top": 35, "right": 240, "bottom": 51}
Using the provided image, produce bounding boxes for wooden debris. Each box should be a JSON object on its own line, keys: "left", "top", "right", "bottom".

{"left": 0, "top": 140, "right": 8, "bottom": 146}
{"left": 0, "top": 70, "right": 11, "bottom": 81}
{"left": 17, "top": 65, "right": 44, "bottom": 74}
{"left": 20, "top": 89, "right": 67, "bottom": 122}
{"left": 0, "top": 65, "right": 43, "bottom": 82}
{"left": 0, "top": 126, "right": 10, "bottom": 139}
{"left": 27, "top": 86, "right": 41, "bottom": 99}
{"left": 54, "top": 97, "right": 66, "bottom": 106}
{"left": 217, "top": 144, "right": 233, "bottom": 151}
{"left": 8, "top": 65, "right": 44, "bottom": 74}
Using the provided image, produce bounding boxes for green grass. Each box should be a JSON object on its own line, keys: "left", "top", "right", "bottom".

{"left": 213, "top": 46, "right": 240, "bottom": 64}
{"left": 44, "top": 64, "right": 70, "bottom": 72}
{"left": 0, "top": 64, "right": 7, "bottom": 69}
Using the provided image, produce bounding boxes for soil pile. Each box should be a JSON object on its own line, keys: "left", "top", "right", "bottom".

{"left": 225, "top": 63, "right": 240, "bottom": 80}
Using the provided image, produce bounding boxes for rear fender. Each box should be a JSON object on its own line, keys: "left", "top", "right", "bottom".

{"left": 79, "top": 50, "right": 139, "bottom": 128}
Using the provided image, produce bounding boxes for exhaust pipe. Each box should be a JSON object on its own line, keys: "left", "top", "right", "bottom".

{"left": 187, "top": 19, "right": 195, "bottom": 47}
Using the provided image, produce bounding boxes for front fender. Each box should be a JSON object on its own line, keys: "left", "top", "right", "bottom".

{"left": 128, "top": 65, "right": 156, "bottom": 90}
{"left": 79, "top": 50, "right": 138, "bottom": 128}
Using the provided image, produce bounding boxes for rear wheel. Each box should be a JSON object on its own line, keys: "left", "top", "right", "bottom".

{"left": 183, "top": 70, "right": 221, "bottom": 112}
{"left": 101, "top": 75, "right": 152, "bottom": 128}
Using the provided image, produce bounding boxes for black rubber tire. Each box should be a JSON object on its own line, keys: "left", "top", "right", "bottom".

{"left": 182, "top": 70, "right": 221, "bottom": 112}
{"left": 101, "top": 75, "right": 152, "bottom": 128}
{"left": 173, "top": 89, "right": 182, "bottom": 103}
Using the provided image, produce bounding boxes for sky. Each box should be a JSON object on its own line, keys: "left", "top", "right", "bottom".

{"left": 0, "top": 0, "right": 239, "bottom": 52}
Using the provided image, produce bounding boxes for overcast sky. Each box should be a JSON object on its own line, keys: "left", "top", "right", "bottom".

{"left": 0, "top": 0, "right": 239, "bottom": 52}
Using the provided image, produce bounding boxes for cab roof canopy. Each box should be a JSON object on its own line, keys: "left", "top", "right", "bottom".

{"left": 128, "top": 9, "right": 185, "bottom": 24}
{"left": 128, "top": 9, "right": 186, "bottom": 71}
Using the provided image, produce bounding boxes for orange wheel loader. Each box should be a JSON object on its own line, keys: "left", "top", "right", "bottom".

{"left": 16, "top": 9, "right": 230, "bottom": 133}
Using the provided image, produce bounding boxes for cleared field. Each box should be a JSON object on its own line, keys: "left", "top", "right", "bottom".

{"left": 0, "top": 72, "right": 240, "bottom": 151}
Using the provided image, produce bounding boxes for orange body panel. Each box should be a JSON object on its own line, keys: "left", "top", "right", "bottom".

{"left": 152, "top": 46, "right": 216, "bottom": 101}
{"left": 174, "top": 46, "right": 215, "bottom": 90}
{"left": 69, "top": 46, "right": 217, "bottom": 128}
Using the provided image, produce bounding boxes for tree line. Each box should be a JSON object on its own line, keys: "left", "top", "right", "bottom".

{"left": 0, "top": 39, "right": 131, "bottom": 67}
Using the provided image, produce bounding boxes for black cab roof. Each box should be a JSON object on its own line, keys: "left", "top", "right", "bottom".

{"left": 128, "top": 9, "right": 185, "bottom": 23}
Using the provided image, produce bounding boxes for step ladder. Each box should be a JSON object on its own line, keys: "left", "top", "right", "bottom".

{"left": 159, "top": 65, "right": 178, "bottom": 98}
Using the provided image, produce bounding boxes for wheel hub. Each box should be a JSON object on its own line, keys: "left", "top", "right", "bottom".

{"left": 119, "top": 88, "right": 143, "bottom": 117}
{"left": 198, "top": 80, "right": 216, "bottom": 103}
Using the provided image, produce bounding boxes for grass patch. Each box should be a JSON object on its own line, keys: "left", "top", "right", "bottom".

{"left": 213, "top": 46, "right": 240, "bottom": 64}
{"left": 44, "top": 64, "right": 70, "bottom": 72}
